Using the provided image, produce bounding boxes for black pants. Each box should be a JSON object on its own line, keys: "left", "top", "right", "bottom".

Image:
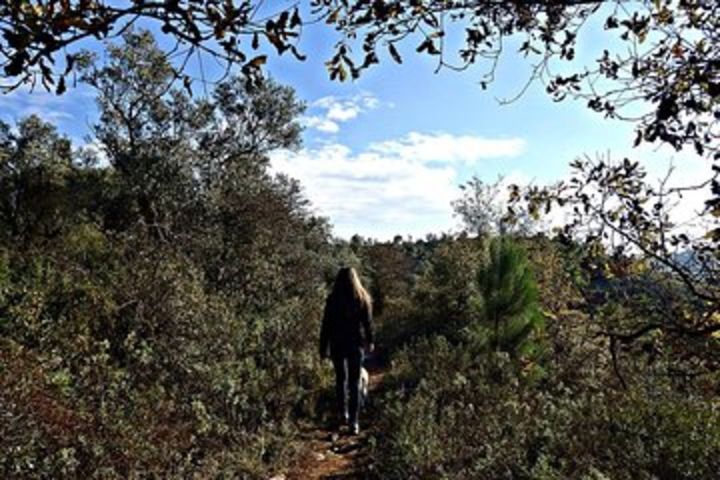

{"left": 331, "top": 348, "right": 363, "bottom": 424}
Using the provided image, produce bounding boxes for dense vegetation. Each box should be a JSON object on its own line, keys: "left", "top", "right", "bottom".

{"left": 1, "top": 31, "right": 341, "bottom": 477}
{"left": 357, "top": 232, "right": 720, "bottom": 479}
{"left": 341, "top": 170, "right": 719, "bottom": 478}
{"left": 2, "top": 11, "right": 719, "bottom": 478}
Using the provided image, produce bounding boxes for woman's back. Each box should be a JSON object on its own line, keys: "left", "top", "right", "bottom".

{"left": 319, "top": 267, "right": 373, "bottom": 358}
{"left": 322, "top": 292, "right": 372, "bottom": 354}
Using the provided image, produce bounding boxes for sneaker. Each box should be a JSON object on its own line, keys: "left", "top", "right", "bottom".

{"left": 350, "top": 422, "right": 360, "bottom": 435}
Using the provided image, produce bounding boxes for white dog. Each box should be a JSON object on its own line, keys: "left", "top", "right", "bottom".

{"left": 360, "top": 366, "right": 369, "bottom": 405}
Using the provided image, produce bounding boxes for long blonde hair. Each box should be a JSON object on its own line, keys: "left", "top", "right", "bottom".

{"left": 331, "top": 267, "right": 372, "bottom": 311}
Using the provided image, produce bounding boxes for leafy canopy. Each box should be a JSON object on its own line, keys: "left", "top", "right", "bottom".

{"left": 1, "top": 1, "right": 716, "bottom": 155}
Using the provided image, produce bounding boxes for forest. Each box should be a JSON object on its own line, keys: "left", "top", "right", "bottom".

{"left": 1, "top": 1, "right": 719, "bottom": 479}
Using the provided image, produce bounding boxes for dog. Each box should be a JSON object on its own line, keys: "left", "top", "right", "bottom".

{"left": 360, "top": 366, "right": 369, "bottom": 406}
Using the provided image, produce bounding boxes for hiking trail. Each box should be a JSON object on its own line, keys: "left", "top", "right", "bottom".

{"left": 281, "top": 353, "right": 387, "bottom": 480}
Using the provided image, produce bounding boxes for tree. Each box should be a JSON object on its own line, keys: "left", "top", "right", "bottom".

{"left": 78, "top": 29, "right": 305, "bottom": 237}
{"left": 3, "top": 1, "right": 717, "bottom": 157}
{"left": 329, "top": 1, "right": 717, "bottom": 151}
{"left": 474, "top": 237, "right": 543, "bottom": 356}
{"left": 4, "top": 2, "right": 718, "bottom": 226}
{"left": 453, "top": 175, "right": 537, "bottom": 237}
{"left": 0, "top": 115, "right": 76, "bottom": 245}
{"left": 507, "top": 153, "right": 720, "bottom": 382}
{"left": 363, "top": 241, "right": 416, "bottom": 316}
{"left": 0, "top": 0, "right": 306, "bottom": 92}
{"left": 7, "top": 2, "right": 717, "bottom": 259}
{"left": 0, "top": 30, "right": 337, "bottom": 477}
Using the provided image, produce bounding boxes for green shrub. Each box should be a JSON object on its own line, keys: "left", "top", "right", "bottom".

{"left": 0, "top": 31, "right": 336, "bottom": 478}
{"left": 371, "top": 236, "right": 720, "bottom": 480}
{"left": 373, "top": 335, "right": 720, "bottom": 479}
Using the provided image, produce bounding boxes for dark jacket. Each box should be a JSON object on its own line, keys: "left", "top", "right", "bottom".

{"left": 319, "top": 293, "right": 373, "bottom": 357}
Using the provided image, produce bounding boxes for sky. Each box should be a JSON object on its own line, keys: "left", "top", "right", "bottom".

{"left": 0, "top": 5, "right": 711, "bottom": 240}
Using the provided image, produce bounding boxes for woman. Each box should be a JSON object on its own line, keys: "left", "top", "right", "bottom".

{"left": 319, "top": 267, "right": 374, "bottom": 435}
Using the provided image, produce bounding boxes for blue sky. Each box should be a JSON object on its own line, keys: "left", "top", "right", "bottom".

{"left": 0, "top": 6, "right": 708, "bottom": 240}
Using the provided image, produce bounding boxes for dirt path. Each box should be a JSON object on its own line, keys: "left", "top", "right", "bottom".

{"left": 283, "top": 355, "right": 387, "bottom": 480}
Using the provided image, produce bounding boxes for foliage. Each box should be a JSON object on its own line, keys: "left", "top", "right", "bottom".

{"left": 0, "top": 0, "right": 305, "bottom": 92}
{"left": 322, "top": 0, "right": 719, "bottom": 155}
{"left": 508, "top": 154, "right": 720, "bottom": 375}
{"left": 0, "top": 31, "right": 337, "bottom": 478}
{"left": 472, "top": 237, "right": 543, "bottom": 356}
{"left": 362, "top": 241, "right": 416, "bottom": 317}
{"left": 1, "top": 6, "right": 719, "bottom": 477}
{"left": 370, "top": 235, "right": 720, "bottom": 480}
{"left": 3, "top": 1, "right": 717, "bottom": 158}
{"left": 383, "top": 237, "right": 485, "bottom": 348}
{"left": 453, "top": 176, "right": 537, "bottom": 237}
{"left": 0, "top": 115, "right": 75, "bottom": 245}
{"left": 373, "top": 335, "right": 720, "bottom": 480}
{"left": 373, "top": 235, "right": 543, "bottom": 357}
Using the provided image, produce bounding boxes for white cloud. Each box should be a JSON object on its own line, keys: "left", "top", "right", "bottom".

{"left": 301, "top": 92, "right": 383, "bottom": 135}
{"left": 301, "top": 116, "right": 339, "bottom": 133}
{"left": 370, "top": 132, "right": 525, "bottom": 163}
{"left": 0, "top": 85, "right": 94, "bottom": 125}
{"left": 271, "top": 131, "right": 526, "bottom": 239}
{"left": 326, "top": 105, "right": 358, "bottom": 122}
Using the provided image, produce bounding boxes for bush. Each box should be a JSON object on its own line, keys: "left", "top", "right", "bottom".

{"left": 372, "top": 335, "right": 720, "bottom": 479}
{"left": 377, "top": 237, "right": 485, "bottom": 349}
{"left": 0, "top": 31, "right": 337, "bottom": 478}
{"left": 370, "top": 236, "right": 720, "bottom": 480}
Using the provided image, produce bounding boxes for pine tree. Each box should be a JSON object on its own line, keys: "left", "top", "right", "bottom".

{"left": 476, "top": 237, "right": 543, "bottom": 356}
